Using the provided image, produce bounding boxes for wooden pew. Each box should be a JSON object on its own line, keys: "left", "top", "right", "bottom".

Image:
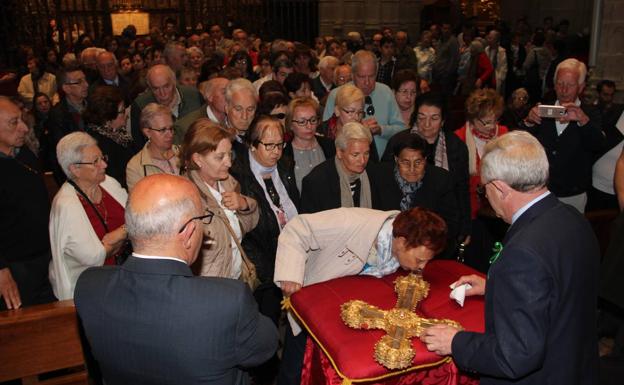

{"left": 0, "top": 300, "right": 88, "bottom": 385}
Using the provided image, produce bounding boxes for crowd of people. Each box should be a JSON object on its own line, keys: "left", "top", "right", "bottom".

{"left": 1, "top": 14, "right": 623, "bottom": 385}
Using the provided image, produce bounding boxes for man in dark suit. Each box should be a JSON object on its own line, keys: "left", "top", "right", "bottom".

{"left": 421, "top": 131, "right": 599, "bottom": 385}
{"left": 523, "top": 58, "right": 604, "bottom": 213}
{"left": 74, "top": 174, "right": 278, "bottom": 385}
{"left": 89, "top": 51, "right": 132, "bottom": 105}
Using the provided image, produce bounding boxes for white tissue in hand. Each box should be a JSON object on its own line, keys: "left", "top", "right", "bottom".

{"left": 449, "top": 283, "right": 472, "bottom": 307}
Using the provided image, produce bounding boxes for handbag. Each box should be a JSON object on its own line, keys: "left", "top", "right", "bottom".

{"left": 221, "top": 213, "right": 261, "bottom": 291}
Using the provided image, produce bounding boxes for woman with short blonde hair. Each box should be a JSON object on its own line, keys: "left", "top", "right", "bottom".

{"left": 318, "top": 84, "right": 365, "bottom": 140}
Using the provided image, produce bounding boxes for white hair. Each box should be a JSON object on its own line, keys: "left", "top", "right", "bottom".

{"left": 225, "top": 78, "right": 257, "bottom": 104}
{"left": 335, "top": 121, "right": 372, "bottom": 150}
{"left": 80, "top": 47, "right": 105, "bottom": 63}
{"left": 351, "top": 50, "right": 377, "bottom": 73}
{"left": 555, "top": 58, "right": 587, "bottom": 85}
{"left": 140, "top": 103, "right": 172, "bottom": 129}
{"left": 481, "top": 131, "right": 549, "bottom": 192}
{"left": 56, "top": 132, "right": 97, "bottom": 180}
{"left": 318, "top": 55, "right": 339, "bottom": 70}
{"left": 125, "top": 195, "right": 199, "bottom": 246}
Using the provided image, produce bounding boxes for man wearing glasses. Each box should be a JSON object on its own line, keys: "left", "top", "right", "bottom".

{"left": 323, "top": 50, "right": 405, "bottom": 160}
{"left": 47, "top": 64, "right": 90, "bottom": 183}
{"left": 75, "top": 174, "right": 278, "bottom": 385}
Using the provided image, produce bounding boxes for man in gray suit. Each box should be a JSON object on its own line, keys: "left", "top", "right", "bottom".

{"left": 75, "top": 174, "right": 278, "bottom": 385}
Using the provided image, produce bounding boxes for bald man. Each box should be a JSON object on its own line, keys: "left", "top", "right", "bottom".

{"left": 75, "top": 174, "right": 278, "bottom": 385}
{"left": 130, "top": 64, "right": 203, "bottom": 150}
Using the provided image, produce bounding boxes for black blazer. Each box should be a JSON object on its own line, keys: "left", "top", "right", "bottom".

{"left": 230, "top": 150, "right": 300, "bottom": 284}
{"left": 369, "top": 162, "right": 459, "bottom": 243}
{"left": 381, "top": 130, "right": 470, "bottom": 237}
{"left": 46, "top": 97, "right": 85, "bottom": 184}
{"left": 75, "top": 257, "right": 278, "bottom": 385}
{"left": 524, "top": 103, "right": 604, "bottom": 197}
{"left": 452, "top": 194, "right": 599, "bottom": 385}
{"left": 299, "top": 157, "right": 374, "bottom": 214}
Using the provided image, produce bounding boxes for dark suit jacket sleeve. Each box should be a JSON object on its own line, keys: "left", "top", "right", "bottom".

{"left": 234, "top": 285, "right": 279, "bottom": 367}
{"left": 580, "top": 105, "right": 605, "bottom": 152}
{"left": 299, "top": 173, "right": 319, "bottom": 214}
{"left": 451, "top": 246, "right": 551, "bottom": 379}
{"left": 453, "top": 139, "right": 471, "bottom": 237}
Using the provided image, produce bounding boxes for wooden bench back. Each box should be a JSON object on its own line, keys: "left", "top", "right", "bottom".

{"left": 0, "top": 300, "right": 88, "bottom": 384}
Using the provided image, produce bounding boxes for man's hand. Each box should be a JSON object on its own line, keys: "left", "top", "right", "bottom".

{"left": 420, "top": 324, "right": 460, "bottom": 356}
{"left": 362, "top": 117, "right": 381, "bottom": 135}
{"left": 526, "top": 105, "right": 542, "bottom": 125}
{"left": 451, "top": 274, "right": 486, "bottom": 296}
{"left": 559, "top": 104, "right": 589, "bottom": 125}
{"left": 279, "top": 281, "right": 302, "bottom": 297}
{"left": 0, "top": 267, "right": 21, "bottom": 309}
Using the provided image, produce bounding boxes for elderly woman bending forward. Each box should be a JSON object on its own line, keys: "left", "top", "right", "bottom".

{"left": 49, "top": 132, "right": 128, "bottom": 300}
{"left": 181, "top": 118, "right": 259, "bottom": 280}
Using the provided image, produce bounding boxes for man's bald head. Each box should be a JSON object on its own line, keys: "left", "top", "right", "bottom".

{"left": 125, "top": 175, "right": 203, "bottom": 261}
{"left": 147, "top": 64, "right": 177, "bottom": 106}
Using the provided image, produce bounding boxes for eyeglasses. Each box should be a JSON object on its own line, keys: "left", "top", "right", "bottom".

{"left": 65, "top": 78, "right": 87, "bottom": 86}
{"left": 292, "top": 117, "right": 319, "bottom": 126}
{"left": 258, "top": 141, "right": 286, "bottom": 151}
{"left": 397, "top": 89, "right": 418, "bottom": 97}
{"left": 397, "top": 158, "right": 426, "bottom": 169}
{"left": 477, "top": 117, "right": 497, "bottom": 127}
{"left": 365, "top": 96, "right": 375, "bottom": 116}
{"left": 476, "top": 180, "right": 503, "bottom": 196}
{"left": 73, "top": 154, "right": 108, "bottom": 167}
{"left": 271, "top": 112, "right": 286, "bottom": 120}
{"left": 148, "top": 126, "right": 175, "bottom": 134}
{"left": 178, "top": 211, "right": 214, "bottom": 233}
{"left": 341, "top": 108, "right": 364, "bottom": 118}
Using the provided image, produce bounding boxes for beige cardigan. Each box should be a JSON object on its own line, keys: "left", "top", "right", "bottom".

{"left": 187, "top": 170, "right": 260, "bottom": 278}
{"left": 125, "top": 144, "right": 181, "bottom": 191}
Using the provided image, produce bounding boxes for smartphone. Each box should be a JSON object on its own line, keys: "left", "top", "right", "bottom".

{"left": 538, "top": 105, "right": 566, "bottom": 118}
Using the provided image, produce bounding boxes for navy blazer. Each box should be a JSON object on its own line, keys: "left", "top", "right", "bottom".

{"left": 75, "top": 256, "right": 278, "bottom": 385}
{"left": 452, "top": 194, "right": 599, "bottom": 385}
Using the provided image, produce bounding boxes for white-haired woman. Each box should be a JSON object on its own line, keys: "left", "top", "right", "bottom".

{"left": 300, "top": 121, "right": 373, "bottom": 213}
{"left": 126, "top": 103, "right": 180, "bottom": 191}
{"left": 49, "top": 132, "right": 128, "bottom": 300}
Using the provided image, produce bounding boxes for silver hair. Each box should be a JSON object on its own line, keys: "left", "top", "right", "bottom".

{"left": 96, "top": 51, "right": 117, "bottom": 65}
{"left": 318, "top": 55, "right": 339, "bottom": 70}
{"left": 163, "top": 42, "right": 186, "bottom": 60}
{"left": 335, "top": 121, "right": 372, "bottom": 150}
{"left": 56, "top": 132, "right": 97, "bottom": 180}
{"left": 481, "top": 131, "right": 549, "bottom": 192}
{"left": 351, "top": 50, "right": 378, "bottom": 73}
{"left": 146, "top": 64, "right": 176, "bottom": 88}
{"left": 125, "top": 195, "right": 199, "bottom": 245}
{"left": 80, "top": 47, "right": 105, "bottom": 63}
{"left": 140, "top": 103, "right": 172, "bottom": 129}
{"left": 225, "top": 78, "right": 257, "bottom": 105}
{"left": 199, "top": 76, "right": 227, "bottom": 99}
{"left": 554, "top": 58, "right": 587, "bottom": 85}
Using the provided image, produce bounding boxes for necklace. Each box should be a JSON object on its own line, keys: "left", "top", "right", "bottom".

{"left": 78, "top": 188, "right": 108, "bottom": 226}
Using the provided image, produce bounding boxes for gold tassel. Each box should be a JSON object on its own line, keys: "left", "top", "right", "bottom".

{"left": 281, "top": 297, "right": 291, "bottom": 310}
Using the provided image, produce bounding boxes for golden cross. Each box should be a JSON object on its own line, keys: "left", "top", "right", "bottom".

{"left": 341, "top": 273, "right": 462, "bottom": 369}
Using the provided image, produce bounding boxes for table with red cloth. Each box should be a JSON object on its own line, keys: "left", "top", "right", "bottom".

{"left": 287, "top": 260, "right": 485, "bottom": 385}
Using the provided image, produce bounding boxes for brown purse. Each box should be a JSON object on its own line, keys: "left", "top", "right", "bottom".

{"left": 221, "top": 214, "right": 261, "bottom": 291}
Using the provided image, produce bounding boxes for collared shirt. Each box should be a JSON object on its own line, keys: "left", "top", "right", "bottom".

{"left": 511, "top": 191, "right": 551, "bottom": 224}
{"left": 104, "top": 77, "right": 119, "bottom": 86}
{"left": 319, "top": 76, "right": 333, "bottom": 92}
{"left": 206, "top": 105, "right": 220, "bottom": 124}
{"left": 555, "top": 98, "right": 581, "bottom": 136}
{"left": 132, "top": 252, "right": 187, "bottom": 265}
{"left": 170, "top": 88, "right": 182, "bottom": 118}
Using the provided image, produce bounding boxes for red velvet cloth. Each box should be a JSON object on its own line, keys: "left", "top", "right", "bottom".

{"left": 289, "top": 260, "right": 485, "bottom": 384}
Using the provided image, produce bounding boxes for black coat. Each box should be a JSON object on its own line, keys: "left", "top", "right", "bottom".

{"left": 46, "top": 97, "right": 85, "bottom": 183}
{"left": 299, "top": 157, "right": 374, "bottom": 214}
{"left": 523, "top": 103, "right": 604, "bottom": 197}
{"left": 369, "top": 162, "right": 459, "bottom": 242}
{"left": 382, "top": 130, "right": 471, "bottom": 237}
{"left": 230, "top": 150, "right": 300, "bottom": 284}
{"left": 452, "top": 194, "right": 599, "bottom": 385}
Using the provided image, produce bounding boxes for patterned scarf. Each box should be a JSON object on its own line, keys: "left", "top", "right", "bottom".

{"left": 410, "top": 125, "right": 449, "bottom": 171}
{"left": 87, "top": 123, "right": 132, "bottom": 148}
{"left": 394, "top": 165, "right": 423, "bottom": 211}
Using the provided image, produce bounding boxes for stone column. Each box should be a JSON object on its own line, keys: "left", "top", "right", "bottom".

{"left": 591, "top": 0, "right": 624, "bottom": 102}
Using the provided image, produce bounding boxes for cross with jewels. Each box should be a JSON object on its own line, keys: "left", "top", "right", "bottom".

{"left": 340, "top": 273, "right": 463, "bottom": 369}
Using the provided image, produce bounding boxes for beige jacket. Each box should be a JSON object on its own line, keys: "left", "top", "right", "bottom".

{"left": 125, "top": 144, "right": 181, "bottom": 191}
{"left": 188, "top": 170, "right": 259, "bottom": 278}
{"left": 273, "top": 208, "right": 399, "bottom": 288}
